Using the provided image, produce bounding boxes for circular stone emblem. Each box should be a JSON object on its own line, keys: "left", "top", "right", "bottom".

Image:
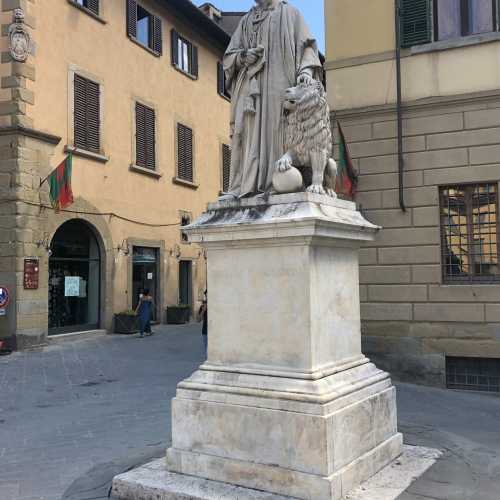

{"left": 0, "top": 287, "right": 10, "bottom": 309}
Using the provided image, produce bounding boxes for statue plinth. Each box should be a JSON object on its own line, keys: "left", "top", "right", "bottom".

{"left": 165, "top": 193, "right": 402, "bottom": 499}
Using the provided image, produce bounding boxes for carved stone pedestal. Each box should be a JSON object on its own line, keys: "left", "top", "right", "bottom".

{"left": 113, "top": 193, "right": 404, "bottom": 499}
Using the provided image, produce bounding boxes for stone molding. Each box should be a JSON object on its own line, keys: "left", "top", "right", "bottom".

{"left": 0, "top": 125, "right": 61, "bottom": 144}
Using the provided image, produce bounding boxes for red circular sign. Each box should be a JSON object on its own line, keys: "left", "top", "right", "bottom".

{"left": 0, "top": 287, "right": 10, "bottom": 309}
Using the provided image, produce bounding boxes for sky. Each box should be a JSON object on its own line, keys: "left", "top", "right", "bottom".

{"left": 197, "top": 1, "right": 325, "bottom": 52}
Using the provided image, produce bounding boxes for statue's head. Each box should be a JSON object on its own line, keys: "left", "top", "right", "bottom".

{"left": 255, "top": 0, "right": 274, "bottom": 8}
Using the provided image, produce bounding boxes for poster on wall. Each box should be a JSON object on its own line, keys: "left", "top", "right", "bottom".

{"left": 64, "top": 277, "right": 80, "bottom": 297}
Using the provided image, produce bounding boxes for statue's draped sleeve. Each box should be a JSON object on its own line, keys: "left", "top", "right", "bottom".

{"left": 223, "top": 16, "right": 247, "bottom": 93}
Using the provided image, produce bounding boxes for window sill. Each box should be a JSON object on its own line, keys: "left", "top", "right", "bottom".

{"left": 129, "top": 164, "right": 162, "bottom": 179}
{"left": 67, "top": 0, "right": 106, "bottom": 24}
{"left": 410, "top": 31, "right": 500, "bottom": 56}
{"left": 65, "top": 145, "right": 108, "bottom": 163}
{"left": 128, "top": 36, "right": 161, "bottom": 57}
{"left": 218, "top": 92, "right": 231, "bottom": 102}
{"left": 172, "top": 64, "right": 198, "bottom": 81}
{"left": 172, "top": 177, "right": 198, "bottom": 189}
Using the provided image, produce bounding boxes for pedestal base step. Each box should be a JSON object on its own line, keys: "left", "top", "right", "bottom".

{"left": 112, "top": 445, "right": 441, "bottom": 500}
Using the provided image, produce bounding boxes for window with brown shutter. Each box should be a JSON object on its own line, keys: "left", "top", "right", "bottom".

{"left": 217, "top": 62, "right": 230, "bottom": 99}
{"left": 135, "top": 102, "right": 156, "bottom": 170}
{"left": 73, "top": 0, "right": 99, "bottom": 16}
{"left": 222, "top": 144, "right": 231, "bottom": 192}
{"left": 74, "top": 74, "right": 100, "bottom": 154}
{"left": 127, "top": 0, "right": 162, "bottom": 55}
{"left": 171, "top": 30, "right": 198, "bottom": 78}
{"left": 177, "top": 124, "right": 194, "bottom": 182}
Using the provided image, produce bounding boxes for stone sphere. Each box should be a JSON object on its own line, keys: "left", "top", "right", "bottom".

{"left": 272, "top": 166, "right": 303, "bottom": 194}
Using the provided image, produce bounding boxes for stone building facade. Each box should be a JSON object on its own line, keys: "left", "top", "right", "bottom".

{"left": 0, "top": 0, "right": 234, "bottom": 350}
{"left": 325, "top": 0, "right": 500, "bottom": 387}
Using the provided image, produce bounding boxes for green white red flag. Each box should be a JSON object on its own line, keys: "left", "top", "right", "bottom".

{"left": 48, "top": 153, "right": 74, "bottom": 211}
{"left": 335, "top": 121, "right": 358, "bottom": 200}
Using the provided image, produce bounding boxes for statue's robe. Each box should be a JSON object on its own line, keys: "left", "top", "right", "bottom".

{"left": 224, "top": 0, "right": 322, "bottom": 197}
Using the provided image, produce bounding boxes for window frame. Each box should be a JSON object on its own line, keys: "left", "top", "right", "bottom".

{"left": 217, "top": 61, "right": 230, "bottom": 100}
{"left": 132, "top": 100, "right": 159, "bottom": 176}
{"left": 439, "top": 182, "right": 500, "bottom": 284}
{"left": 126, "top": 0, "right": 162, "bottom": 57}
{"left": 171, "top": 30, "right": 199, "bottom": 80}
{"left": 67, "top": 0, "right": 105, "bottom": 23}
{"left": 402, "top": 0, "right": 500, "bottom": 48}
{"left": 173, "top": 121, "right": 198, "bottom": 189}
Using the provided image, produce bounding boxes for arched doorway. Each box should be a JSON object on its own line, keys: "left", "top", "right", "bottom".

{"left": 48, "top": 220, "right": 101, "bottom": 335}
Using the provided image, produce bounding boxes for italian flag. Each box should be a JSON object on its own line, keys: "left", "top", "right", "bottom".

{"left": 335, "top": 121, "right": 358, "bottom": 200}
{"left": 48, "top": 154, "right": 74, "bottom": 211}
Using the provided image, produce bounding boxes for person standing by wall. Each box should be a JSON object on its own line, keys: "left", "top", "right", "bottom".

{"left": 199, "top": 290, "right": 208, "bottom": 356}
{"left": 135, "top": 289, "right": 154, "bottom": 338}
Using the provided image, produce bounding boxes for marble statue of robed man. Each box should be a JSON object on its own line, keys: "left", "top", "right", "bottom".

{"left": 223, "top": 0, "right": 323, "bottom": 198}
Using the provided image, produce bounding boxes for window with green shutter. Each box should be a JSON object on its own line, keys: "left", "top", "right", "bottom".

{"left": 74, "top": 74, "right": 100, "bottom": 154}
{"left": 177, "top": 124, "right": 194, "bottom": 182}
{"left": 400, "top": 0, "right": 433, "bottom": 47}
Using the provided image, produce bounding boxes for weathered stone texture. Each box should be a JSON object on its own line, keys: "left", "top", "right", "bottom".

{"left": 337, "top": 96, "right": 500, "bottom": 386}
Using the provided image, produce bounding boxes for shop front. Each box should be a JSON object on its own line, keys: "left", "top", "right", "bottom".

{"left": 48, "top": 220, "right": 101, "bottom": 335}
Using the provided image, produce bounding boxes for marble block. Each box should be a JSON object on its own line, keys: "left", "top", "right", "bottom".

{"left": 124, "top": 193, "right": 403, "bottom": 499}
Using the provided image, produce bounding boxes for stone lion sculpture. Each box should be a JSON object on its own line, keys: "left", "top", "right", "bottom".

{"left": 275, "top": 81, "right": 337, "bottom": 197}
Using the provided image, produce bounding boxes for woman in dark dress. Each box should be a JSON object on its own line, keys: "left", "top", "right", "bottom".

{"left": 135, "top": 289, "right": 153, "bottom": 338}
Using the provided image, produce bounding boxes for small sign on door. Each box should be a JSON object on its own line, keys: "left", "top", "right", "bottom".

{"left": 147, "top": 272, "right": 153, "bottom": 280}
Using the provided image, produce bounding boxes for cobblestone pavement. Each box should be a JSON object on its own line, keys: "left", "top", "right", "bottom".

{"left": 1, "top": 324, "right": 499, "bottom": 500}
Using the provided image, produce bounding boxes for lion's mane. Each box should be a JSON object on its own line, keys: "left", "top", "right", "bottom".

{"left": 284, "top": 83, "right": 333, "bottom": 163}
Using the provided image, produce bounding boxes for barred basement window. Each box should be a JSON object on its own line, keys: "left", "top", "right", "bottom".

{"left": 126, "top": 0, "right": 162, "bottom": 55}
{"left": 135, "top": 102, "right": 156, "bottom": 170}
{"left": 440, "top": 183, "right": 499, "bottom": 283}
{"left": 446, "top": 356, "right": 500, "bottom": 393}
{"left": 171, "top": 30, "right": 198, "bottom": 78}
{"left": 222, "top": 143, "right": 231, "bottom": 192}
{"left": 177, "top": 124, "right": 194, "bottom": 182}
{"left": 74, "top": 74, "right": 100, "bottom": 154}
{"left": 74, "top": 0, "right": 99, "bottom": 15}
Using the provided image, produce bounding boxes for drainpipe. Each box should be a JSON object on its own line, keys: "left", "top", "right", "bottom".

{"left": 395, "top": 0, "right": 406, "bottom": 211}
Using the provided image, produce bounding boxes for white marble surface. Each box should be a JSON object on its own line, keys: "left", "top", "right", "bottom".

{"left": 112, "top": 445, "right": 440, "bottom": 500}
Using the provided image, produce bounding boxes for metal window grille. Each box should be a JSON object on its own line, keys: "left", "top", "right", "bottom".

{"left": 74, "top": 74, "right": 100, "bottom": 153}
{"left": 222, "top": 144, "right": 231, "bottom": 192}
{"left": 177, "top": 123, "right": 194, "bottom": 182}
{"left": 180, "top": 213, "right": 191, "bottom": 243}
{"left": 446, "top": 356, "right": 500, "bottom": 392}
{"left": 135, "top": 102, "right": 156, "bottom": 170}
{"left": 440, "top": 183, "right": 499, "bottom": 284}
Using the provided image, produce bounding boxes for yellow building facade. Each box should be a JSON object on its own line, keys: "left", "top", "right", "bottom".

{"left": 326, "top": 0, "right": 500, "bottom": 388}
{"left": 0, "top": 0, "right": 233, "bottom": 349}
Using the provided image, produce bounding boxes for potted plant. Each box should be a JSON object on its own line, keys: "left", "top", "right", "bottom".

{"left": 114, "top": 310, "right": 139, "bottom": 334}
{"left": 166, "top": 304, "right": 191, "bottom": 324}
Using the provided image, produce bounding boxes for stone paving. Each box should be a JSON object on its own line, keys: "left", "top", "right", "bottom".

{"left": 0, "top": 324, "right": 499, "bottom": 500}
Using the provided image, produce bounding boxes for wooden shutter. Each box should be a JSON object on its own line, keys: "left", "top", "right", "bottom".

{"left": 74, "top": 74, "right": 100, "bottom": 153}
{"left": 87, "top": 0, "right": 99, "bottom": 15}
{"left": 135, "top": 102, "right": 155, "bottom": 170}
{"left": 400, "top": 0, "right": 432, "bottom": 47}
{"left": 190, "top": 44, "right": 198, "bottom": 78}
{"left": 171, "top": 29, "right": 179, "bottom": 66}
{"left": 153, "top": 16, "right": 162, "bottom": 54}
{"left": 177, "top": 123, "right": 193, "bottom": 182}
{"left": 127, "top": 0, "right": 137, "bottom": 39}
{"left": 222, "top": 144, "right": 231, "bottom": 192}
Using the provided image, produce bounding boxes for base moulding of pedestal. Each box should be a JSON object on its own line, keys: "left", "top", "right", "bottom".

{"left": 111, "top": 444, "right": 442, "bottom": 500}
